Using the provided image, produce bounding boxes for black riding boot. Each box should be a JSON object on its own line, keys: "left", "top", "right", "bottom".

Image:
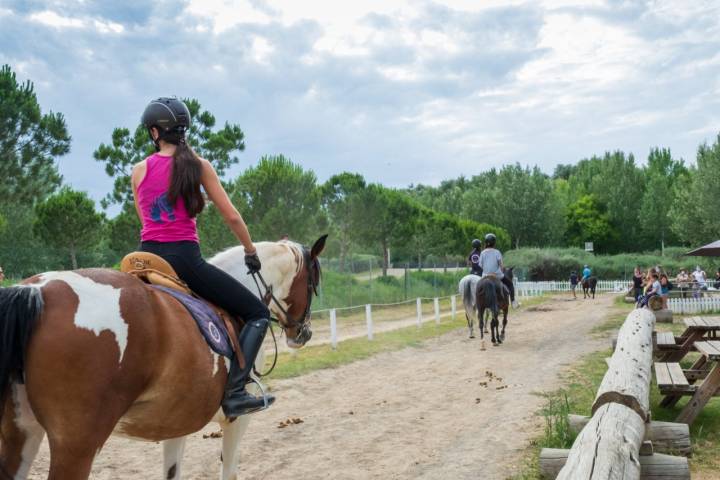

{"left": 222, "top": 318, "right": 275, "bottom": 418}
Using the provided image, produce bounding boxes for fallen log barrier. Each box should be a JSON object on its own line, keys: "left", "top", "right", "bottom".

{"left": 567, "top": 414, "right": 691, "bottom": 456}
{"left": 654, "top": 309, "right": 673, "bottom": 324}
{"left": 540, "top": 448, "right": 690, "bottom": 479}
{"left": 541, "top": 309, "right": 691, "bottom": 479}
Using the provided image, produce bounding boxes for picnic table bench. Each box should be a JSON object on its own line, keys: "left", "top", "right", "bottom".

{"left": 655, "top": 340, "right": 720, "bottom": 424}
{"left": 655, "top": 316, "right": 720, "bottom": 362}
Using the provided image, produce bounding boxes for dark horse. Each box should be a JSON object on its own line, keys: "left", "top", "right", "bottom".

{"left": 582, "top": 276, "right": 597, "bottom": 299}
{"left": 476, "top": 275, "right": 509, "bottom": 345}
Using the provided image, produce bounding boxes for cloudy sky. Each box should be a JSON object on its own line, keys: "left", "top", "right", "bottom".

{"left": 1, "top": 0, "right": 719, "bottom": 210}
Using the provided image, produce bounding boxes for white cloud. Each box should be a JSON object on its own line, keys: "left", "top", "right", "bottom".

{"left": 29, "top": 10, "right": 84, "bottom": 28}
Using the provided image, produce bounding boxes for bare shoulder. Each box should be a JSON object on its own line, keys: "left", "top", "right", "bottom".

{"left": 131, "top": 160, "right": 148, "bottom": 186}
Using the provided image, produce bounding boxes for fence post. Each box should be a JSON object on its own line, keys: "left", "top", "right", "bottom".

{"left": 366, "top": 304, "right": 373, "bottom": 340}
{"left": 451, "top": 295, "right": 457, "bottom": 319}
{"left": 434, "top": 298, "right": 440, "bottom": 324}
{"left": 416, "top": 298, "right": 422, "bottom": 327}
{"left": 330, "top": 309, "right": 338, "bottom": 350}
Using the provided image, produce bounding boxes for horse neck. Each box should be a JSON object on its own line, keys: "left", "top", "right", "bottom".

{"left": 208, "top": 242, "right": 300, "bottom": 302}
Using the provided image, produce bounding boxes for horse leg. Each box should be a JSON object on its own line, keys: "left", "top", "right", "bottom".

{"left": 491, "top": 314, "right": 499, "bottom": 345}
{"left": 163, "top": 437, "right": 187, "bottom": 479}
{"left": 484, "top": 310, "right": 489, "bottom": 333}
{"left": 219, "top": 415, "right": 251, "bottom": 480}
{"left": 0, "top": 384, "right": 46, "bottom": 480}
{"left": 479, "top": 307, "right": 485, "bottom": 340}
{"left": 501, "top": 308, "right": 508, "bottom": 342}
{"left": 466, "top": 313, "right": 474, "bottom": 338}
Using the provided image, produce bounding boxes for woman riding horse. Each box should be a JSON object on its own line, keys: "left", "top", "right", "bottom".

{"left": 133, "top": 97, "right": 272, "bottom": 416}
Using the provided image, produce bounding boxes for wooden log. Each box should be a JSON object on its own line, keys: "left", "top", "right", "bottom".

{"left": 593, "top": 309, "right": 655, "bottom": 420}
{"left": 556, "top": 403, "right": 645, "bottom": 479}
{"left": 540, "top": 448, "right": 690, "bottom": 479}
{"left": 567, "top": 414, "right": 691, "bottom": 456}
{"left": 654, "top": 309, "right": 673, "bottom": 323}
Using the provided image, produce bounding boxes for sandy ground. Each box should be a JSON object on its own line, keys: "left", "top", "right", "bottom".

{"left": 27, "top": 294, "right": 618, "bottom": 479}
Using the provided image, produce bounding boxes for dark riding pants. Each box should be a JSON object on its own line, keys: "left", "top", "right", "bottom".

{"left": 140, "top": 241, "right": 269, "bottom": 322}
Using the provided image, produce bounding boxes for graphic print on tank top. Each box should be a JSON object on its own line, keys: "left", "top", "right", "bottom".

{"left": 150, "top": 192, "right": 176, "bottom": 223}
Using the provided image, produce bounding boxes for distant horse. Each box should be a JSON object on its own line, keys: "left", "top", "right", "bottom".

{"left": 0, "top": 236, "right": 326, "bottom": 480}
{"left": 459, "top": 267, "right": 513, "bottom": 342}
{"left": 582, "top": 276, "right": 598, "bottom": 299}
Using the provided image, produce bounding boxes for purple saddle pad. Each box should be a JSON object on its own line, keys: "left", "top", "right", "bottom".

{"left": 151, "top": 285, "right": 234, "bottom": 358}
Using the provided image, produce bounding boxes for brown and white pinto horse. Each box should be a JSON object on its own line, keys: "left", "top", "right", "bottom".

{"left": 0, "top": 236, "right": 326, "bottom": 480}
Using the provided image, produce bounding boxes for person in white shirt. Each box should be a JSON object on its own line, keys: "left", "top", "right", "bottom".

{"left": 693, "top": 266, "right": 707, "bottom": 290}
{"left": 479, "top": 233, "right": 518, "bottom": 308}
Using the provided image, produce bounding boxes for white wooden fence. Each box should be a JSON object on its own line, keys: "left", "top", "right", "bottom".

{"left": 317, "top": 294, "right": 459, "bottom": 349}
{"left": 516, "top": 280, "right": 627, "bottom": 297}
{"left": 668, "top": 296, "right": 720, "bottom": 314}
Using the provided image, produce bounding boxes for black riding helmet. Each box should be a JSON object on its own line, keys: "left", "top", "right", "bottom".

{"left": 471, "top": 238, "right": 481, "bottom": 249}
{"left": 141, "top": 97, "right": 191, "bottom": 150}
{"left": 485, "top": 233, "right": 497, "bottom": 248}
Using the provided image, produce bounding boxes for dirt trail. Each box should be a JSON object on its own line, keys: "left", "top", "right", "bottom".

{"left": 27, "top": 294, "right": 619, "bottom": 479}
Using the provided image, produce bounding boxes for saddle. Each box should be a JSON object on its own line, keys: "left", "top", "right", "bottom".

{"left": 121, "top": 252, "right": 242, "bottom": 364}
{"left": 120, "top": 252, "right": 192, "bottom": 295}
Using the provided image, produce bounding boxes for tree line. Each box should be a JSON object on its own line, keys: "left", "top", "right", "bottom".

{"left": 408, "top": 147, "right": 720, "bottom": 254}
{"left": 2, "top": 63, "right": 719, "bottom": 277}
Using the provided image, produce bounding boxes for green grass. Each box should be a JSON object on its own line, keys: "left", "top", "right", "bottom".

{"left": 512, "top": 311, "right": 720, "bottom": 479}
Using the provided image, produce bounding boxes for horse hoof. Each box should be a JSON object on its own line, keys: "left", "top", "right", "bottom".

{"left": 492, "top": 342, "right": 499, "bottom": 347}
{"left": 469, "top": 334, "right": 475, "bottom": 339}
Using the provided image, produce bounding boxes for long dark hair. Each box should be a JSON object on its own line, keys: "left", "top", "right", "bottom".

{"left": 165, "top": 137, "right": 205, "bottom": 217}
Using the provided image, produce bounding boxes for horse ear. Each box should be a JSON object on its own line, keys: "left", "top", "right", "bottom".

{"left": 311, "top": 234, "right": 328, "bottom": 259}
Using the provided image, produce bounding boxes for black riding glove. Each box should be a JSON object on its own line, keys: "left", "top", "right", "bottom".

{"left": 245, "top": 253, "right": 261, "bottom": 274}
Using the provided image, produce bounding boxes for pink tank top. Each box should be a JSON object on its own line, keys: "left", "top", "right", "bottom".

{"left": 137, "top": 153, "right": 199, "bottom": 243}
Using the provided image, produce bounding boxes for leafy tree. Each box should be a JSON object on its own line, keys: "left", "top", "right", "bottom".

{"left": 567, "top": 151, "right": 644, "bottom": 251}
{"left": 321, "top": 172, "right": 367, "bottom": 271}
{"left": 105, "top": 205, "right": 142, "bottom": 256}
{"left": 670, "top": 135, "right": 720, "bottom": 245}
{"left": 357, "top": 185, "right": 419, "bottom": 276}
{"left": 234, "top": 155, "right": 324, "bottom": 243}
{"left": 565, "top": 195, "right": 617, "bottom": 252}
{"left": 34, "top": 188, "right": 104, "bottom": 269}
{"left": 0, "top": 64, "right": 71, "bottom": 204}
{"left": 639, "top": 148, "right": 686, "bottom": 250}
{"left": 93, "top": 98, "right": 245, "bottom": 208}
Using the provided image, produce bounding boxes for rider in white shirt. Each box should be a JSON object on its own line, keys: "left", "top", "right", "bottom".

{"left": 479, "top": 233, "right": 519, "bottom": 308}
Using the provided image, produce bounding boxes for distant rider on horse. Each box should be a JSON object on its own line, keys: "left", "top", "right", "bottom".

{"left": 582, "top": 264, "right": 592, "bottom": 282}
{"left": 468, "top": 238, "right": 483, "bottom": 276}
{"left": 471, "top": 234, "right": 519, "bottom": 308}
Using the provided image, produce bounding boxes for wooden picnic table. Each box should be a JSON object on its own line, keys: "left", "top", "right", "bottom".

{"left": 675, "top": 340, "right": 720, "bottom": 424}
{"left": 655, "top": 316, "right": 720, "bottom": 409}
{"left": 656, "top": 316, "right": 720, "bottom": 362}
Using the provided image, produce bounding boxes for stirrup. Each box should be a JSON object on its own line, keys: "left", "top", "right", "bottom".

{"left": 241, "top": 372, "right": 272, "bottom": 415}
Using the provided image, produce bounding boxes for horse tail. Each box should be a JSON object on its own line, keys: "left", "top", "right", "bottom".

{"left": 463, "top": 278, "right": 474, "bottom": 313}
{"left": 483, "top": 280, "right": 498, "bottom": 316}
{"left": 0, "top": 286, "right": 44, "bottom": 423}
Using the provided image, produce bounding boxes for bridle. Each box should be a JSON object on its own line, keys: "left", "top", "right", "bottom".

{"left": 250, "top": 246, "right": 320, "bottom": 376}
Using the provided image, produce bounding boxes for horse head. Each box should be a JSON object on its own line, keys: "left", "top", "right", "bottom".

{"left": 504, "top": 266, "right": 515, "bottom": 282}
{"left": 254, "top": 235, "right": 326, "bottom": 349}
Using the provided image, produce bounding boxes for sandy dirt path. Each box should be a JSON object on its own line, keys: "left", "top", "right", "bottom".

{"left": 27, "top": 294, "right": 619, "bottom": 479}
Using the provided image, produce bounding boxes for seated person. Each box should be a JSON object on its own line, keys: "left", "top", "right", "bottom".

{"left": 638, "top": 272, "right": 661, "bottom": 308}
